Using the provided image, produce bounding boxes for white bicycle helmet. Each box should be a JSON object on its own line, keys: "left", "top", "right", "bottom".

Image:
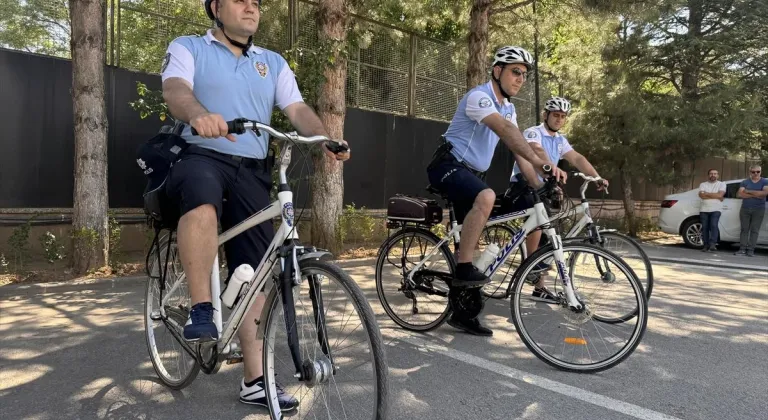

{"left": 492, "top": 46, "right": 534, "bottom": 71}
{"left": 544, "top": 96, "right": 572, "bottom": 113}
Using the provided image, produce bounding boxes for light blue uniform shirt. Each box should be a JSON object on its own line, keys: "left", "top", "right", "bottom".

{"left": 511, "top": 124, "right": 573, "bottom": 182}
{"left": 161, "top": 30, "right": 303, "bottom": 159}
{"left": 443, "top": 81, "right": 518, "bottom": 172}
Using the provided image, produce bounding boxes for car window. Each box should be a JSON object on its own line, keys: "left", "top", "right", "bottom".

{"left": 725, "top": 183, "right": 742, "bottom": 199}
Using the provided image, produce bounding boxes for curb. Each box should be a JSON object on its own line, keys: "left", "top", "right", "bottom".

{"left": 648, "top": 257, "right": 768, "bottom": 274}
{"left": 334, "top": 257, "right": 378, "bottom": 268}
{"left": 1, "top": 275, "right": 147, "bottom": 292}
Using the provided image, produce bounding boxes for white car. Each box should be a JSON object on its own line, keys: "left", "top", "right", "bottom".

{"left": 658, "top": 179, "right": 768, "bottom": 249}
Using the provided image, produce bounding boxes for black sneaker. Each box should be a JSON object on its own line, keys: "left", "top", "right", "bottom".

{"left": 183, "top": 302, "right": 218, "bottom": 342}
{"left": 447, "top": 315, "right": 493, "bottom": 336}
{"left": 240, "top": 377, "right": 299, "bottom": 412}
{"left": 453, "top": 263, "right": 491, "bottom": 288}
{"left": 531, "top": 287, "right": 559, "bottom": 304}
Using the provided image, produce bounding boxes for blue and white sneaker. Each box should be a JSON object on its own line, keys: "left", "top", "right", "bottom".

{"left": 240, "top": 377, "right": 299, "bottom": 412}
{"left": 183, "top": 302, "right": 218, "bottom": 342}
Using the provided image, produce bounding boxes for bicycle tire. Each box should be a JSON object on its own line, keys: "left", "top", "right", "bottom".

{"left": 562, "top": 233, "right": 653, "bottom": 323}
{"left": 510, "top": 242, "right": 647, "bottom": 373}
{"left": 262, "top": 259, "right": 389, "bottom": 420}
{"left": 375, "top": 227, "right": 455, "bottom": 331}
{"left": 598, "top": 231, "right": 654, "bottom": 300}
{"left": 144, "top": 232, "right": 200, "bottom": 390}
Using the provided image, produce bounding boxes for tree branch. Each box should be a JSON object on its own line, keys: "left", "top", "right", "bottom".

{"left": 491, "top": 0, "right": 534, "bottom": 15}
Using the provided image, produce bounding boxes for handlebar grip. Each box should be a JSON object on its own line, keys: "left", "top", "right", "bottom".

{"left": 325, "top": 141, "right": 349, "bottom": 155}
{"left": 190, "top": 119, "right": 246, "bottom": 136}
{"left": 542, "top": 164, "right": 553, "bottom": 175}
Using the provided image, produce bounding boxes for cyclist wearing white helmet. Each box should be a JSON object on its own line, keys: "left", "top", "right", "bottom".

{"left": 511, "top": 96, "right": 607, "bottom": 299}
{"left": 426, "top": 46, "right": 566, "bottom": 336}
{"left": 158, "top": 0, "right": 349, "bottom": 412}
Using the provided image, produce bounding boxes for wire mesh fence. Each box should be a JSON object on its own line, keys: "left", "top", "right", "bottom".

{"left": 0, "top": 0, "right": 541, "bottom": 123}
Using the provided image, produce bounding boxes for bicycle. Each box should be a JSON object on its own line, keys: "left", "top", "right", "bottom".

{"left": 144, "top": 119, "right": 389, "bottom": 420}
{"left": 375, "top": 168, "right": 648, "bottom": 373}
{"left": 480, "top": 172, "right": 654, "bottom": 311}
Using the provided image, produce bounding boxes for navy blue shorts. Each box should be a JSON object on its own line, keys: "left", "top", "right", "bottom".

{"left": 427, "top": 156, "right": 491, "bottom": 224}
{"left": 166, "top": 146, "right": 274, "bottom": 282}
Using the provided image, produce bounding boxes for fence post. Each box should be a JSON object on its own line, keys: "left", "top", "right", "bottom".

{"left": 407, "top": 34, "right": 417, "bottom": 117}
{"left": 288, "top": 0, "right": 297, "bottom": 49}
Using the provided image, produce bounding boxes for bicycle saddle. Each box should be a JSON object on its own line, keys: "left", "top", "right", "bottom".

{"left": 426, "top": 184, "right": 450, "bottom": 201}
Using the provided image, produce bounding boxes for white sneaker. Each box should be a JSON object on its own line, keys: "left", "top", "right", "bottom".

{"left": 239, "top": 377, "right": 299, "bottom": 412}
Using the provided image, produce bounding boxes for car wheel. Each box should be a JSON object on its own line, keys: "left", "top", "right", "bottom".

{"left": 681, "top": 218, "right": 704, "bottom": 249}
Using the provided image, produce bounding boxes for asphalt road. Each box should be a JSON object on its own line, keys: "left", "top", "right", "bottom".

{"left": 1, "top": 261, "right": 766, "bottom": 420}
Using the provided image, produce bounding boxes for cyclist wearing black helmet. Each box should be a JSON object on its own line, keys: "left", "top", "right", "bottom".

{"left": 159, "top": 0, "right": 350, "bottom": 411}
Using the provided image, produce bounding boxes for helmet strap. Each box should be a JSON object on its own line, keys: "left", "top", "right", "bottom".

{"left": 214, "top": 11, "right": 253, "bottom": 57}
{"left": 492, "top": 65, "right": 513, "bottom": 100}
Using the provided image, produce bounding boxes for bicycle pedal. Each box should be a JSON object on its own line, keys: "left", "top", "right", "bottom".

{"left": 226, "top": 352, "right": 244, "bottom": 365}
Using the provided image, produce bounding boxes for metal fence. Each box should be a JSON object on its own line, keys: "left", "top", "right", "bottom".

{"left": 0, "top": 0, "right": 540, "bottom": 123}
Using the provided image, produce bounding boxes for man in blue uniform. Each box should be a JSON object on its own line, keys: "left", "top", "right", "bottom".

{"left": 426, "top": 46, "right": 565, "bottom": 336}
{"left": 160, "top": 0, "right": 349, "bottom": 411}
{"left": 510, "top": 97, "right": 607, "bottom": 301}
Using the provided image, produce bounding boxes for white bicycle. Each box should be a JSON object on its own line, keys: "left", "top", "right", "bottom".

{"left": 376, "top": 169, "right": 648, "bottom": 372}
{"left": 144, "top": 119, "right": 389, "bottom": 419}
{"left": 480, "top": 172, "right": 654, "bottom": 309}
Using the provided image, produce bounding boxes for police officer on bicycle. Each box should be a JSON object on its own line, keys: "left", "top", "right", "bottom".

{"left": 159, "top": 0, "right": 349, "bottom": 411}
{"left": 426, "top": 46, "right": 566, "bottom": 336}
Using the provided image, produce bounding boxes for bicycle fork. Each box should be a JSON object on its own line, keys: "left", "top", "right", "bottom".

{"left": 278, "top": 243, "right": 336, "bottom": 384}
{"left": 545, "top": 228, "right": 584, "bottom": 312}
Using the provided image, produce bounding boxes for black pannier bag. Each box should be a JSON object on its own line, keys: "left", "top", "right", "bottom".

{"left": 387, "top": 195, "right": 443, "bottom": 225}
{"left": 136, "top": 123, "right": 189, "bottom": 229}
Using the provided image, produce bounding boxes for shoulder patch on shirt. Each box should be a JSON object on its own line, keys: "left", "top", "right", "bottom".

{"left": 255, "top": 61, "right": 269, "bottom": 78}
{"left": 505, "top": 113, "right": 513, "bottom": 122}
{"left": 479, "top": 97, "right": 492, "bottom": 108}
{"left": 526, "top": 130, "right": 538, "bottom": 139}
{"left": 160, "top": 52, "right": 171, "bottom": 74}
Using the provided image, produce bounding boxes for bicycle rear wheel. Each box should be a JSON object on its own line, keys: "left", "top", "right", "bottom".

{"left": 262, "top": 259, "right": 389, "bottom": 420}
{"left": 144, "top": 231, "right": 200, "bottom": 389}
{"left": 375, "top": 227, "right": 454, "bottom": 331}
{"left": 510, "top": 243, "right": 647, "bottom": 373}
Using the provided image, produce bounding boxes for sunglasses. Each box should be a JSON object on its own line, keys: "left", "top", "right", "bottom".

{"left": 509, "top": 68, "right": 528, "bottom": 80}
{"left": 751, "top": 171, "right": 761, "bottom": 174}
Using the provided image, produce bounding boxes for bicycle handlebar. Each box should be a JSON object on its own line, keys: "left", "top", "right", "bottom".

{"left": 190, "top": 118, "right": 350, "bottom": 154}
{"left": 571, "top": 172, "right": 609, "bottom": 197}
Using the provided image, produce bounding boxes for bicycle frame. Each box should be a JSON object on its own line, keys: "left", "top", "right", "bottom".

{"left": 159, "top": 146, "right": 299, "bottom": 352}
{"left": 156, "top": 123, "right": 342, "bottom": 382}
{"left": 406, "top": 198, "right": 583, "bottom": 309}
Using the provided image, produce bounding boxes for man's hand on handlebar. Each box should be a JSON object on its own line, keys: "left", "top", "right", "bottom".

{"left": 323, "top": 140, "right": 351, "bottom": 162}
{"left": 531, "top": 157, "right": 567, "bottom": 184}
{"left": 190, "top": 112, "right": 236, "bottom": 142}
{"left": 597, "top": 178, "right": 609, "bottom": 191}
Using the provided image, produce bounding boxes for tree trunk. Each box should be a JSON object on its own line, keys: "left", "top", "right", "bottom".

{"left": 466, "top": 0, "right": 492, "bottom": 88}
{"left": 311, "top": 0, "right": 347, "bottom": 256}
{"left": 680, "top": 0, "right": 703, "bottom": 100}
{"left": 69, "top": 0, "right": 109, "bottom": 274}
{"left": 619, "top": 165, "right": 637, "bottom": 237}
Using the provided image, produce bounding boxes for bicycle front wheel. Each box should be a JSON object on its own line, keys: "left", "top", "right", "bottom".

{"left": 262, "top": 259, "right": 389, "bottom": 420}
{"left": 510, "top": 243, "right": 648, "bottom": 373}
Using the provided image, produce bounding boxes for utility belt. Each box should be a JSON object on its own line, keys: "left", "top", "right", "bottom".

{"left": 427, "top": 137, "right": 486, "bottom": 180}
{"left": 188, "top": 145, "right": 273, "bottom": 174}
